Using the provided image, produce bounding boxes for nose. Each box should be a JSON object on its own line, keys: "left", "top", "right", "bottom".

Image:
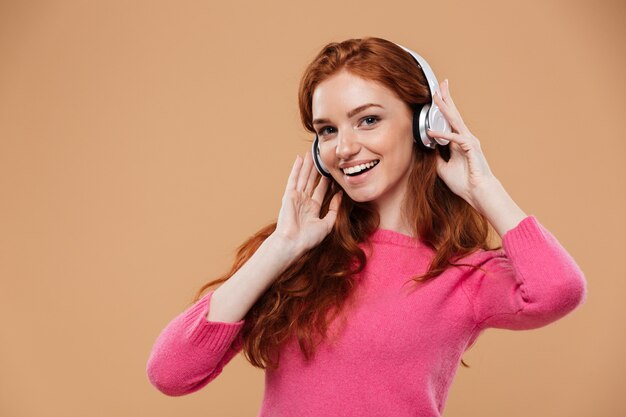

{"left": 335, "top": 128, "right": 361, "bottom": 160}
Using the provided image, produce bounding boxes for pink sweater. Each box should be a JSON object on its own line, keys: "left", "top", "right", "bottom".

{"left": 146, "top": 215, "right": 587, "bottom": 416}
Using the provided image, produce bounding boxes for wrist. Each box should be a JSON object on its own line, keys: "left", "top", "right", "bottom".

{"left": 265, "top": 232, "right": 304, "bottom": 260}
{"left": 471, "top": 176, "right": 504, "bottom": 212}
{"left": 470, "top": 177, "right": 528, "bottom": 237}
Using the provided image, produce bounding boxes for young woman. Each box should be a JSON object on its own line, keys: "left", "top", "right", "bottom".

{"left": 146, "top": 37, "right": 587, "bottom": 416}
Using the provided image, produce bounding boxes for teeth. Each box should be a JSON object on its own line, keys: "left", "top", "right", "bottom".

{"left": 342, "top": 160, "right": 379, "bottom": 175}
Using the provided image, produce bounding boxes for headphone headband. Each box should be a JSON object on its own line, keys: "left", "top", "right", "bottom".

{"left": 394, "top": 43, "right": 451, "bottom": 148}
{"left": 395, "top": 44, "right": 440, "bottom": 106}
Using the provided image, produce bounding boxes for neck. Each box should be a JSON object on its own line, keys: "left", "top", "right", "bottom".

{"left": 375, "top": 201, "right": 415, "bottom": 237}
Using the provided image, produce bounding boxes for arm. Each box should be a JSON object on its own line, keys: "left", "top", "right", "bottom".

{"left": 208, "top": 233, "right": 302, "bottom": 323}
{"left": 146, "top": 290, "right": 245, "bottom": 396}
{"left": 470, "top": 177, "right": 528, "bottom": 238}
{"left": 427, "top": 79, "right": 587, "bottom": 330}
{"left": 146, "top": 150, "right": 341, "bottom": 396}
{"left": 461, "top": 214, "right": 588, "bottom": 331}
{"left": 146, "top": 234, "right": 302, "bottom": 396}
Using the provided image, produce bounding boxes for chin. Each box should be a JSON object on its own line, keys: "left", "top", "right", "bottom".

{"left": 344, "top": 190, "right": 377, "bottom": 204}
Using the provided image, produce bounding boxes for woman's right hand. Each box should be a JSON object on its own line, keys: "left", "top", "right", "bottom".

{"left": 273, "top": 150, "right": 343, "bottom": 256}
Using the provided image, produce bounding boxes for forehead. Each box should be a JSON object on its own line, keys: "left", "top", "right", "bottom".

{"left": 312, "top": 70, "right": 397, "bottom": 117}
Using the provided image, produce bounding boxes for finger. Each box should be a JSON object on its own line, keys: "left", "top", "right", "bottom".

{"left": 427, "top": 128, "right": 479, "bottom": 152}
{"left": 329, "top": 190, "right": 342, "bottom": 212}
{"left": 440, "top": 79, "right": 456, "bottom": 107}
{"left": 285, "top": 154, "right": 303, "bottom": 194}
{"left": 304, "top": 156, "right": 320, "bottom": 195}
{"left": 296, "top": 150, "right": 314, "bottom": 192}
{"left": 427, "top": 128, "right": 461, "bottom": 143}
{"left": 441, "top": 81, "right": 471, "bottom": 135}
{"left": 323, "top": 190, "right": 342, "bottom": 225}
{"left": 432, "top": 89, "right": 469, "bottom": 135}
{"left": 439, "top": 80, "right": 465, "bottom": 127}
{"left": 311, "top": 175, "right": 329, "bottom": 204}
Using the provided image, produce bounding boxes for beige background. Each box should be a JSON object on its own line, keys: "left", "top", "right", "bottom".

{"left": 0, "top": 0, "right": 624, "bottom": 416}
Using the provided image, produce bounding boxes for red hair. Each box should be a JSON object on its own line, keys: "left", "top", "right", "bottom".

{"left": 191, "top": 37, "right": 501, "bottom": 370}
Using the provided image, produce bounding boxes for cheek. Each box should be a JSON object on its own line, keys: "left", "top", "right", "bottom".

{"left": 317, "top": 143, "right": 340, "bottom": 179}
{"left": 318, "top": 142, "right": 334, "bottom": 164}
{"left": 388, "top": 143, "right": 415, "bottom": 173}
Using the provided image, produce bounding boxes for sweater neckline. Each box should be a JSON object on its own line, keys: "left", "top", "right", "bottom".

{"left": 368, "top": 228, "right": 424, "bottom": 248}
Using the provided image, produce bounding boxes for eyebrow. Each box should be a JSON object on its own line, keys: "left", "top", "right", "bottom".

{"left": 312, "top": 103, "right": 384, "bottom": 126}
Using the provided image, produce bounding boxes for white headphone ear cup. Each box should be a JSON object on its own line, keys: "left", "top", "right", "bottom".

{"left": 413, "top": 104, "right": 451, "bottom": 149}
{"left": 413, "top": 104, "right": 436, "bottom": 150}
{"left": 428, "top": 104, "right": 451, "bottom": 146}
{"left": 312, "top": 135, "right": 332, "bottom": 177}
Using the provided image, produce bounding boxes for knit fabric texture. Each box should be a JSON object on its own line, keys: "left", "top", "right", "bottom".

{"left": 146, "top": 215, "right": 588, "bottom": 416}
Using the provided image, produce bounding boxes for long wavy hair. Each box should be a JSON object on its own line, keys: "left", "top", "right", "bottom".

{"left": 191, "top": 36, "right": 502, "bottom": 370}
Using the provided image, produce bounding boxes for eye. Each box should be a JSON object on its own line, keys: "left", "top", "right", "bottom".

{"left": 361, "top": 115, "right": 380, "bottom": 126}
{"left": 316, "top": 115, "right": 380, "bottom": 138}
{"left": 317, "top": 126, "right": 336, "bottom": 137}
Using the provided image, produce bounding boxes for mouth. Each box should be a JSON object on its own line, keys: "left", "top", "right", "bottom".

{"left": 341, "top": 160, "right": 380, "bottom": 176}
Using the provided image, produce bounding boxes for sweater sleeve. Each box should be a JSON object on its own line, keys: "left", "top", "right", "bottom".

{"left": 146, "top": 290, "right": 246, "bottom": 396}
{"left": 462, "top": 215, "right": 588, "bottom": 331}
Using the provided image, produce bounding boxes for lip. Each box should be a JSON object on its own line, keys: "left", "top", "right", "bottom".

{"left": 343, "top": 160, "right": 379, "bottom": 186}
{"left": 339, "top": 159, "right": 380, "bottom": 169}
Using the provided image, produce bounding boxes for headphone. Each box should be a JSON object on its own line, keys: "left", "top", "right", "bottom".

{"left": 311, "top": 42, "right": 451, "bottom": 178}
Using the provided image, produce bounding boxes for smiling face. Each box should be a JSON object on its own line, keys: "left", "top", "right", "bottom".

{"left": 312, "top": 69, "right": 416, "bottom": 215}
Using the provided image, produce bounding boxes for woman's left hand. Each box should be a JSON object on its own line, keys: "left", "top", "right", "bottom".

{"left": 427, "top": 79, "right": 498, "bottom": 210}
